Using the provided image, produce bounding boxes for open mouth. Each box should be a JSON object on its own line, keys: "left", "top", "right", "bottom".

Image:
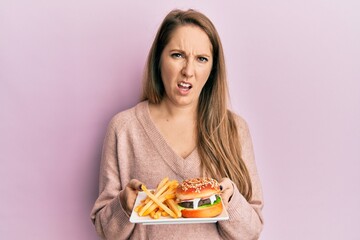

{"left": 178, "top": 82, "right": 192, "bottom": 90}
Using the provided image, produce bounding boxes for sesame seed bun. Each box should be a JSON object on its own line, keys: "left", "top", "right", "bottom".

{"left": 176, "top": 177, "right": 221, "bottom": 200}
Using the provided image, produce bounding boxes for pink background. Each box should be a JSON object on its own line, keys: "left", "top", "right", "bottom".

{"left": 1, "top": 1, "right": 359, "bottom": 239}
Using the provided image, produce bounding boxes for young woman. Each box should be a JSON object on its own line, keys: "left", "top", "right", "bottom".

{"left": 91, "top": 9, "right": 263, "bottom": 240}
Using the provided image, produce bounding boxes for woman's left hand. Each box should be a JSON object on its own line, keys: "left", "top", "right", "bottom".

{"left": 219, "top": 177, "right": 234, "bottom": 209}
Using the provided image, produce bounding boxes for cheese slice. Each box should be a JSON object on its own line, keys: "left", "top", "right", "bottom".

{"left": 190, "top": 194, "right": 217, "bottom": 209}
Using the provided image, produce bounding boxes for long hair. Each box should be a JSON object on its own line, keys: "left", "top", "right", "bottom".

{"left": 142, "top": 9, "right": 252, "bottom": 201}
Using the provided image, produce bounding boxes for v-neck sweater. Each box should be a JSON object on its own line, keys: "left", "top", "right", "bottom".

{"left": 91, "top": 101, "right": 264, "bottom": 240}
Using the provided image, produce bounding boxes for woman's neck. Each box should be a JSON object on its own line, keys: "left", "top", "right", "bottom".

{"left": 150, "top": 98, "right": 198, "bottom": 122}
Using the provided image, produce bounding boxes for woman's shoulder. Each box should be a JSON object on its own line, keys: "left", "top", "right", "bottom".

{"left": 228, "top": 110, "right": 254, "bottom": 150}
{"left": 108, "top": 101, "right": 147, "bottom": 130}
{"left": 228, "top": 110, "right": 249, "bottom": 130}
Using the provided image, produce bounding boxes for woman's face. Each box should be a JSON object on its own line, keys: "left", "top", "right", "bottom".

{"left": 160, "top": 25, "right": 213, "bottom": 108}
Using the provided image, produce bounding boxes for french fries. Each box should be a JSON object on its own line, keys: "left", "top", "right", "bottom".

{"left": 165, "top": 198, "right": 182, "bottom": 218}
{"left": 135, "top": 177, "right": 181, "bottom": 219}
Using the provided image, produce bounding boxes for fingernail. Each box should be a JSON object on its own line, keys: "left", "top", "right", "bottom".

{"left": 220, "top": 185, "right": 223, "bottom": 191}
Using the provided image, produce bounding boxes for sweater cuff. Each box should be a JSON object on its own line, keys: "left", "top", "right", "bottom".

{"left": 102, "top": 192, "right": 132, "bottom": 230}
{"left": 118, "top": 193, "right": 131, "bottom": 218}
{"left": 226, "top": 183, "right": 249, "bottom": 219}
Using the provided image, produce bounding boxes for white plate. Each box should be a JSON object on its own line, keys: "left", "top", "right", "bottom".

{"left": 129, "top": 191, "right": 229, "bottom": 225}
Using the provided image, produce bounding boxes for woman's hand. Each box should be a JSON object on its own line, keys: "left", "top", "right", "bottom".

{"left": 119, "top": 179, "right": 143, "bottom": 216}
{"left": 219, "top": 178, "right": 234, "bottom": 209}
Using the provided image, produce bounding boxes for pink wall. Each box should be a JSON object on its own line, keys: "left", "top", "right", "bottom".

{"left": 1, "top": 1, "right": 359, "bottom": 239}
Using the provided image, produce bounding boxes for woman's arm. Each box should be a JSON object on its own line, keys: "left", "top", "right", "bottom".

{"left": 90, "top": 120, "right": 136, "bottom": 240}
{"left": 217, "top": 116, "right": 264, "bottom": 240}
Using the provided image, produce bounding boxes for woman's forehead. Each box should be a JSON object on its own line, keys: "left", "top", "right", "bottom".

{"left": 165, "top": 25, "right": 213, "bottom": 55}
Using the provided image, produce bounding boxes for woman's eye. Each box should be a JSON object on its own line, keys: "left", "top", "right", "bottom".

{"left": 198, "top": 57, "right": 208, "bottom": 62}
{"left": 171, "top": 53, "right": 183, "bottom": 58}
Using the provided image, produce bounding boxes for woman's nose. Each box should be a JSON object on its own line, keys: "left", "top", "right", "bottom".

{"left": 181, "top": 60, "right": 194, "bottom": 78}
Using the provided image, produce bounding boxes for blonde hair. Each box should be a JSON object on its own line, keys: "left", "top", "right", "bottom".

{"left": 142, "top": 9, "right": 252, "bottom": 201}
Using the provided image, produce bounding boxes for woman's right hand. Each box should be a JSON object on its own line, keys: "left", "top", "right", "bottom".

{"left": 119, "top": 179, "right": 143, "bottom": 216}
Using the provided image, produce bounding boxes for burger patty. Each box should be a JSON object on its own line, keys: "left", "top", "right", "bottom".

{"left": 178, "top": 198, "right": 212, "bottom": 208}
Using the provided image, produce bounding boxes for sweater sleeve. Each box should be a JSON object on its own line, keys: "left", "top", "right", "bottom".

{"left": 90, "top": 119, "right": 135, "bottom": 240}
{"left": 217, "top": 116, "right": 264, "bottom": 240}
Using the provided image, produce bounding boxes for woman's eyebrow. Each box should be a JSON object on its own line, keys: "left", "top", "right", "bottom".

{"left": 169, "top": 48, "right": 185, "bottom": 53}
{"left": 169, "top": 49, "right": 211, "bottom": 57}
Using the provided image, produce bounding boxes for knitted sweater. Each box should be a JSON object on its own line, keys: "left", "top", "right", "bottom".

{"left": 90, "top": 101, "right": 264, "bottom": 240}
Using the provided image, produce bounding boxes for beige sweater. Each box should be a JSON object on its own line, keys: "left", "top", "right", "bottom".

{"left": 90, "top": 101, "right": 264, "bottom": 240}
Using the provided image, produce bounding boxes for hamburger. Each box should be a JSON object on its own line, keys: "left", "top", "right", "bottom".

{"left": 176, "top": 177, "right": 223, "bottom": 218}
